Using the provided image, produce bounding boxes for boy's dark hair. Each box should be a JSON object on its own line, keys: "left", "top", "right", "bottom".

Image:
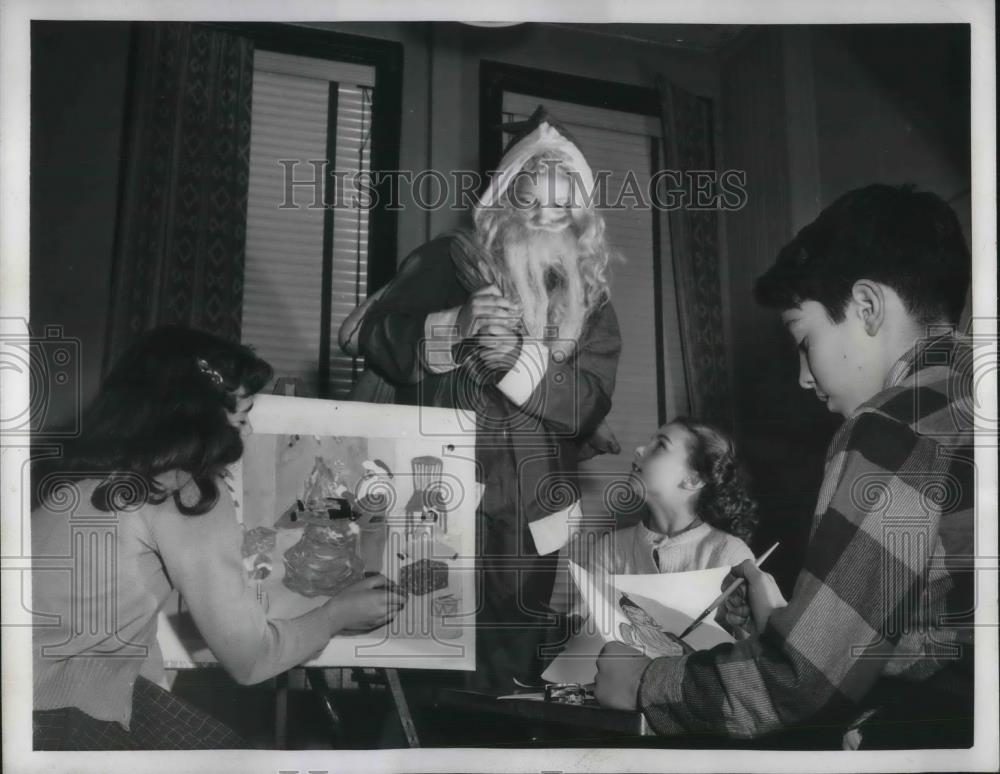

{"left": 40, "top": 325, "right": 273, "bottom": 516}
{"left": 754, "top": 184, "right": 970, "bottom": 325}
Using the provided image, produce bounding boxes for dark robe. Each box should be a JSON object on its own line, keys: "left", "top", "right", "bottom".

{"left": 359, "top": 233, "right": 621, "bottom": 687}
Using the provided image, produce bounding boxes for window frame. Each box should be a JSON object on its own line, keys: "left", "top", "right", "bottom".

{"left": 204, "top": 23, "right": 403, "bottom": 397}
{"left": 480, "top": 61, "right": 670, "bottom": 423}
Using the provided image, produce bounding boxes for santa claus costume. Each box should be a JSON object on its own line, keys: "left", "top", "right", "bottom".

{"left": 356, "top": 108, "right": 622, "bottom": 688}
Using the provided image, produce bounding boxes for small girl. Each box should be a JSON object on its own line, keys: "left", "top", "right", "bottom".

{"left": 555, "top": 418, "right": 756, "bottom": 661}
{"left": 592, "top": 417, "right": 757, "bottom": 575}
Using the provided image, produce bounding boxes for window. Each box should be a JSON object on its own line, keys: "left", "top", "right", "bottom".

{"left": 240, "top": 51, "right": 374, "bottom": 398}
{"left": 502, "top": 92, "right": 689, "bottom": 518}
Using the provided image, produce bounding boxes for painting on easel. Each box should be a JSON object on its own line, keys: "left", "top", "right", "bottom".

{"left": 159, "top": 395, "right": 479, "bottom": 671}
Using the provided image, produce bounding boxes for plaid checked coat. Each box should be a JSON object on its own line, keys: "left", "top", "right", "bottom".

{"left": 638, "top": 334, "right": 976, "bottom": 739}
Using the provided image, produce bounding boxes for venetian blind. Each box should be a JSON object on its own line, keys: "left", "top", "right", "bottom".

{"left": 242, "top": 50, "right": 374, "bottom": 397}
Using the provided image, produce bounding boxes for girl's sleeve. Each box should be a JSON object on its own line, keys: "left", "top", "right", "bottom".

{"left": 721, "top": 535, "right": 755, "bottom": 567}
{"left": 151, "top": 488, "right": 337, "bottom": 685}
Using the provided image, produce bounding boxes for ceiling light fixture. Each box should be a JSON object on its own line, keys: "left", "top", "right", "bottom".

{"left": 462, "top": 22, "right": 523, "bottom": 28}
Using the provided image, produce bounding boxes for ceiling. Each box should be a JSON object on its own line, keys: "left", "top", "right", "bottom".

{"left": 542, "top": 23, "right": 749, "bottom": 53}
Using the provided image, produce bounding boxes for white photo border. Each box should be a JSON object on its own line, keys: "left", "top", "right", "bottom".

{"left": 2, "top": 1, "right": 995, "bottom": 772}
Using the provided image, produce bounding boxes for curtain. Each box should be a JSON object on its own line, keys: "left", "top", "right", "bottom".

{"left": 655, "top": 75, "right": 734, "bottom": 429}
{"left": 105, "top": 23, "right": 254, "bottom": 369}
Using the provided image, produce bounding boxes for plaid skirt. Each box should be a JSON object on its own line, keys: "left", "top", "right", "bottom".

{"left": 33, "top": 676, "right": 246, "bottom": 750}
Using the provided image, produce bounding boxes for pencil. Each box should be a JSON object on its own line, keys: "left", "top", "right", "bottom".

{"left": 676, "top": 542, "right": 780, "bottom": 642}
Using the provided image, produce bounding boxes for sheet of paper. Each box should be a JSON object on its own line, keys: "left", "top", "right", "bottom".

{"left": 541, "top": 628, "right": 604, "bottom": 685}
{"left": 550, "top": 562, "right": 736, "bottom": 684}
{"left": 567, "top": 560, "right": 628, "bottom": 641}
{"left": 612, "top": 566, "right": 731, "bottom": 620}
{"left": 616, "top": 588, "right": 733, "bottom": 651}
{"left": 614, "top": 566, "right": 735, "bottom": 648}
{"left": 497, "top": 693, "right": 546, "bottom": 701}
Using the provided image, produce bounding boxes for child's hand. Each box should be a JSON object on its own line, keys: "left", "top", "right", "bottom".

{"left": 716, "top": 571, "right": 753, "bottom": 638}
{"left": 728, "top": 559, "right": 788, "bottom": 634}
{"left": 327, "top": 574, "right": 407, "bottom": 634}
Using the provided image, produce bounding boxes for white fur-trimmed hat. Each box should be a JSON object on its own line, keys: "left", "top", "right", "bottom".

{"left": 475, "top": 105, "right": 595, "bottom": 213}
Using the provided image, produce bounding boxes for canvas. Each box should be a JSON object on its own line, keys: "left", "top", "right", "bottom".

{"left": 158, "top": 395, "right": 480, "bottom": 671}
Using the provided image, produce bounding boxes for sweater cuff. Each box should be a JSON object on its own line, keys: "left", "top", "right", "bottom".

{"left": 638, "top": 654, "right": 691, "bottom": 735}
{"left": 497, "top": 340, "right": 549, "bottom": 406}
{"left": 423, "top": 307, "right": 463, "bottom": 374}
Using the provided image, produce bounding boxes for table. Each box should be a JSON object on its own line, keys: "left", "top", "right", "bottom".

{"left": 424, "top": 688, "right": 842, "bottom": 749}
{"left": 429, "top": 688, "right": 652, "bottom": 740}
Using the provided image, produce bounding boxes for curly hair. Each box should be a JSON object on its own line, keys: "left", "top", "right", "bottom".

{"left": 47, "top": 325, "right": 273, "bottom": 516}
{"left": 473, "top": 151, "right": 614, "bottom": 313}
{"left": 671, "top": 417, "right": 758, "bottom": 544}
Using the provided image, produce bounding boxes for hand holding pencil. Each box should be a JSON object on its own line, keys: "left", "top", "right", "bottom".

{"left": 679, "top": 543, "right": 783, "bottom": 642}
{"left": 714, "top": 542, "right": 786, "bottom": 638}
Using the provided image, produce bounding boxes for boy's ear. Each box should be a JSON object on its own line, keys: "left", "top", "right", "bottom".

{"left": 850, "top": 280, "right": 886, "bottom": 336}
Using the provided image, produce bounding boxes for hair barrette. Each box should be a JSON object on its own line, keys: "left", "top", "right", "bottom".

{"left": 196, "top": 357, "right": 225, "bottom": 389}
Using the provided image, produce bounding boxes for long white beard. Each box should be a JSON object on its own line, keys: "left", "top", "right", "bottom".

{"left": 500, "top": 225, "right": 588, "bottom": 358}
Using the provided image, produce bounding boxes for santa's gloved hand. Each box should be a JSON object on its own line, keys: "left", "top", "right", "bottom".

{"left": 455, "top": 284, "right": 522, "bottom": 340}
{"left": 476, "top": 323, "right": 522, "bottom": 373}
{"left": 454, "top": 324, "right": 522, "bottom": 384}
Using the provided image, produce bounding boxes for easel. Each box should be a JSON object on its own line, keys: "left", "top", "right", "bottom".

{"left": 270, "top": 377, "right": 420, "bottom": 749}
{"left": 273, "top": 667, "right": 419, "bottom": 748}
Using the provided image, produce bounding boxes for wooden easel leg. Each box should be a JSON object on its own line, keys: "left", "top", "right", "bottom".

{"left": 274, "top": 672, "right": 289, "bottom": 749}
{"left": 384, "top": 668, "right": 420, "bottom": 748}
{"left": 305, "top": 667, "right": 346, "bottom": 747}
{"left": 282, "top": 666, "right": 418, "bottom": 748}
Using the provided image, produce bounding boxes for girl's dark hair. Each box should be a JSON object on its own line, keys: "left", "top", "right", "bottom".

{"left": 50, "top": 325, "right": 272, "bottom": 516}
{"left": 671, "top": 417, "right": 758, "bottom": 544}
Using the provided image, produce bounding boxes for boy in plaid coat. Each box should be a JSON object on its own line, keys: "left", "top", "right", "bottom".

{"left": 595, "top": 184, "right": 975, "bottom": 749}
